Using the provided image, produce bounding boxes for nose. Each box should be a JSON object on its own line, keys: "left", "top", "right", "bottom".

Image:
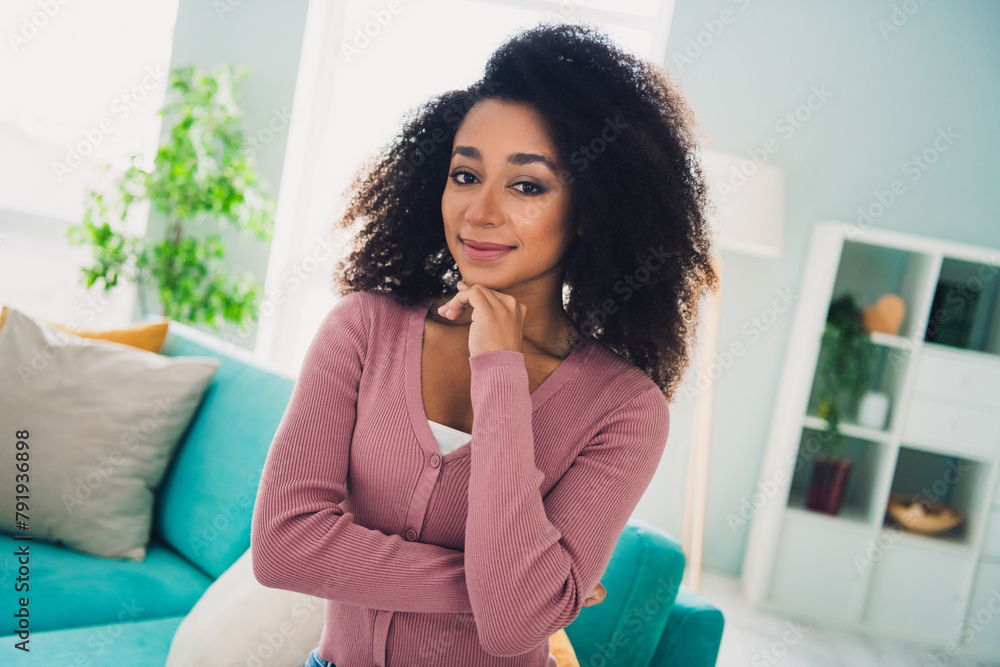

{"left": 464, "top": 181, "right": 504, "bottom": 228}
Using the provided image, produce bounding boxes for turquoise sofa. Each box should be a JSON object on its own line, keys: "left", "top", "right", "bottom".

{"left": 0, "top": 319, "right": 724, "bottom": 666}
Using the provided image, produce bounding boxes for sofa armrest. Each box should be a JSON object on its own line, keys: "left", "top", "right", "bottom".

{"left": 650, "top": 587, "right": 725, "bottom": 667}
{"left": 566, "top": 519, "right": 685, "bottom": 666}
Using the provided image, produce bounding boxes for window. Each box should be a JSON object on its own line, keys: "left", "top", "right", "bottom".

{"left": 0, "top": 0, "right": 179, "bottom": 222}
{"left": 0, "top": 0, "right": 179, "bottom": 325}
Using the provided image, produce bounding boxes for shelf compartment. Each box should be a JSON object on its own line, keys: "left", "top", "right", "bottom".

{"left": 883, "top": 446, "right": 992, "bottom": 547}
{"left": 787, "top": 427, "right": 889, "bottom": 526}
{"left": 962, "top": 561, "right": 1000, "bottom": 658}
{"left": 901, "top": 396, "right": 1000, "bottom": 461}
{"left": 767, "top": 513, "right": 870, "bottom": 624}
{"left": 981, "top": 511, "right": 1000, "bottom": 558}
{"left": 923, "top": 258, "right": 1000, "bottom": 355}
{"left": 910, "top": 345, "right": 1000, "bottom": 411}
{"left": 806, "top": 342, "right": 912, "bottom": 433}
{"left": 861, "top": 539, "right": 974, "bottom": 643}
{"left": 830, "top": 240, "right": 938, "bottom": 341}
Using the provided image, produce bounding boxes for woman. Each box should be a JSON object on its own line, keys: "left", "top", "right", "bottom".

{"left": 251, "top": 20, "right": 717, "bottom": 667}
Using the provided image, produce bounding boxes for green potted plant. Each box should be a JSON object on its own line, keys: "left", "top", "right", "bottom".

{"left": 806, "top": 294, "right": 878, "bottom": 515}
{"left": 66, "top": 64, "right": 275, "bottom": 330}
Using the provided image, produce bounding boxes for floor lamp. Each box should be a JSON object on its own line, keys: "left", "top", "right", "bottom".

{"left": 681, "top": 150, "right": 785, "bottom": 593}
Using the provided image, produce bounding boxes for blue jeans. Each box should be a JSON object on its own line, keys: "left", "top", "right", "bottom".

{"left": 303, "top": 647, "right": 336, "bottom": 667}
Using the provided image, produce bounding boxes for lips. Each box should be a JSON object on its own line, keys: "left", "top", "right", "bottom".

{"left": 461, "top": 238, "right": 515, "bottom": 250}
{"left": 460, "top": 237, "right": 515, "bottom": 261}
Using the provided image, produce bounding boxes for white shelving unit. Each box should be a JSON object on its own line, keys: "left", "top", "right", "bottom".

{"left": 741, "top": 221, "right": 1000, "bottom": 661}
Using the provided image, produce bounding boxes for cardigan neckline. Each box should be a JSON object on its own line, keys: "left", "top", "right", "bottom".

{"left": 405, "top": 292, "right": 595, "bottom": 463}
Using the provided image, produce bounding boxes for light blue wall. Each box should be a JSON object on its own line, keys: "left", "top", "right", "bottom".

{"left": 665, "top": 0, "right": 1000, "bottom": 575}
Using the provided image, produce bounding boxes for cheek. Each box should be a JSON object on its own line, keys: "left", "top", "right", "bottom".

{"left": 521, "top": 224, "right": 569, "bottom": 263}
{"left": 441, "top": 192, "right": 458, "bottom": 223}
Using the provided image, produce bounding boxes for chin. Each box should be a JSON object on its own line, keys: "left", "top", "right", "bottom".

{"left": 456, "top": 272, "right": 508, "bottom": 290}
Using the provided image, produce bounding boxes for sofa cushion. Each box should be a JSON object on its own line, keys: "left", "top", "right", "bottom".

{"left": 0, "top": 304, "right": 170, "bottom": 353}
{"left": 0, "top": 308, "right": 219, "bottom": 561}
{"left": 564, "top": 518, "right": 686, "bottom": 666}
{"left": 166, "top": 547, "right": 325, "bottom": 667}
{"left": 0, "top": 536, "right": 211, "bottom": 635}
{"left": 651, "top": 588, "right": 726, "bottom": 667}
{"left": 0, "top": 615, "right": 185, "bottom": 667}
{"left": 154, "top": 320, "right": 296, "bottom": 578}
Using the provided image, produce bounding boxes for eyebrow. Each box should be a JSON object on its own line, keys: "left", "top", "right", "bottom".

{"left": 451, "top": 145, "right": 559, "bottom": 175}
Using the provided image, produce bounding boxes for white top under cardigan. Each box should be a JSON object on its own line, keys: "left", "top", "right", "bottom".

{"left": 427, "top": 419, "right": 471, "bottom": 455}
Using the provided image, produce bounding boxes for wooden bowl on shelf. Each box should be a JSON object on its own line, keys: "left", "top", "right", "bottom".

{"left": 886, "top": 492, "right": 964, "bottom": 536}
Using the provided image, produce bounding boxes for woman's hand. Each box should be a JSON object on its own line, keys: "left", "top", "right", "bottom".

{"left": 583, "top": 582, "right": 607, "bottom": 607}
{"left": 436, "top": 280, "right": 527, "bottom": 357}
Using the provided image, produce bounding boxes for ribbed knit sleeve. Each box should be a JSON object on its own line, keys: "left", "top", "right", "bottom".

{"left": 464, "top": 349, "right": 670, "bottom": 657}
{"left": 250, "top": 292, "right": 474, "bottom": 614}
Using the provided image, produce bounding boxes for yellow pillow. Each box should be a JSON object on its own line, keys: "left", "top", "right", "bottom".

{"left": 549, "top": 628, "right": 580, "bottom": 667}
{"left": 0, "top": 305, "right": 169, "bottom": 353}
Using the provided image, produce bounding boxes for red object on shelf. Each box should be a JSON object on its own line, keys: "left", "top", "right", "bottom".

{"left": 806, "top": 456, "right": 853, "bottom": 515}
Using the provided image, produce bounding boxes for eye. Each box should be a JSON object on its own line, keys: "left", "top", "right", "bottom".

{"left": 448, "top": 169, "right": 547, "bottom": 196}
{"left": 449, "top": 169, "right": 477, "bottom": 185}
{"left": 513, "top": 181, "right": 546, "bottom": 195}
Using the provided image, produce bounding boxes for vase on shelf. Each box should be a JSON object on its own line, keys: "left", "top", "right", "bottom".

{"left": 805, "top": 455, "right": 853, "bottom": 515}
{"left": 857, "top": 390, "right": 890, "bottom": 430}
{"left": 862, "top": 293, "right": 906, "bottom": 336}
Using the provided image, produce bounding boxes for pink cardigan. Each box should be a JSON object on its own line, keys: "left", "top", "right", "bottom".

{"left": 250, "top": 290, "right": 670, "bottom": 666}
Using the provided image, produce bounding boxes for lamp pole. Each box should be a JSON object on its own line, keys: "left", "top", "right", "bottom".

{"left": 682, "top": 255, "right": 724, "bottom": 593}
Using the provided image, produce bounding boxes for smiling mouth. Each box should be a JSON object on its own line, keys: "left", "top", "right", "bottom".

{"left": 459, "top": 238, "right": 516, "bottom": 261}
{"left": 461, "top": 238, "right": 516, "bottom": 251}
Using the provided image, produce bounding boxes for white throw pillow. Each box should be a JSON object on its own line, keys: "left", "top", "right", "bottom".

{"left": 0, "top": 308, "right": 219, "bottom": 560}
{"left": 166, "top": 548, "right": 325, "bottom": 667}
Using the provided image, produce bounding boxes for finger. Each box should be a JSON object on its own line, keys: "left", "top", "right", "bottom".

{"left": 437, "top": 285, "right": 487, "bottom": 320}
{"left": 437, "top": 290, "right": 469, "bottom": 319}
{"left": 474, "top": 285, "right": 504, "bottom": 315}
{"left": 463, "top": 284, "right": 497, "bottom": 321}
{"left": 474, "top": 284, "right": 519, "bottom": 318}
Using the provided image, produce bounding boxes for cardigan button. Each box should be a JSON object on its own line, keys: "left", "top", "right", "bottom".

{"left": 405, "top": 529, "right": 417, "bottom": 541}
{"left": 430, "top": 454, "right": 441, "bottom": 468}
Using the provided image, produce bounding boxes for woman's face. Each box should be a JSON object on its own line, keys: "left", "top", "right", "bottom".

{"left": 441, "top": 98, "right": 576, "bottom": 292}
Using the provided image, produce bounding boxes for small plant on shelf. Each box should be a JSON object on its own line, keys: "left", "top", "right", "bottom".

{"left": 816, "top": 294, "right": 879, "bottom": 442}
{"left": 807, "top": 294, "right": 878, "bottom": 515}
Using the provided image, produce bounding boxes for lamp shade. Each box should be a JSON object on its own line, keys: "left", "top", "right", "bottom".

{"left": 702, "top": 150, "right": 785, "bottom": 258}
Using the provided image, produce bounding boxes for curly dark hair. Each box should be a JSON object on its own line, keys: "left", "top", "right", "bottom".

{"left": 331, "top": 20, "right": 719, "bottom": 402}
